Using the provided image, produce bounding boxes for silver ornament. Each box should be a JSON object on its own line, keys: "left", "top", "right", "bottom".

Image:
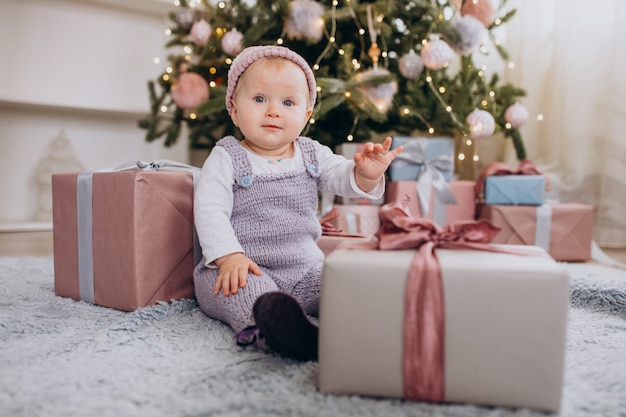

{"left": 175, "top": 7, "right": 195, "bottom": 30}
{"left": 466, "top": 108, "right": 495, "bottom": 139}
{"left": 399, "top": 50, "right": 424, "bottom": 80}
{"left": 420, "top": 37, "right": 453, "bottom": 70}
{"left": 356, "top": 68, "right": 398, "bottom": 114}
{"left": 452, "top": 15, "right": 486, "bottom": 55}
{"left": 284, "top": 0, "right": 324, "bottom": 42}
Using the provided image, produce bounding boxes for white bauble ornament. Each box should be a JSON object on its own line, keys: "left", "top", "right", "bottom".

{"left": 356, "top": 68, "right": 398, "bottom": 113}
{"left": 175, "top": 7, "right": 195, "bottom": 29}
{"left": 420, "top": 37, "right": 453, "bottom": 70}
{"left": 451, "top": 15, "right": 486, "bottom": 55}
{"left": 221, "top": 28, "right": 244, "bottom": 56}
{"left": 504, "top": 102, "right": 529, "bottom": 128}
{"left": 284, "top": 0, "right": 324, "bottom": 42}
{"left": 190, "top": 19, "right": 212, "bottom": 46}
{"left": 399, "top": 50, "right": 424, "bottom": 79}
{"left": 466, "top": 108, "right": 495, "bottom": 139}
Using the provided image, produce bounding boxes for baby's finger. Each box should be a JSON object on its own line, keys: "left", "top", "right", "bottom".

{"left": 214, "top": 273, "right": 226, "bottom": 295}
{"left": 229, "top": 270, "right": 240, "bottom": 295}
{"left": 382, "top": 136, "right": 393, "bottom": 150}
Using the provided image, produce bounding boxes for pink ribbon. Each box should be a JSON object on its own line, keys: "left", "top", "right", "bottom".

{"left": 319, "top": 207, "right": 367, "bottom": 238}
{"left": 375, "top": 196, "right": 537, "bottom": 402}
{"left": 474, "top": 160, "right": 551, "bottom": 201}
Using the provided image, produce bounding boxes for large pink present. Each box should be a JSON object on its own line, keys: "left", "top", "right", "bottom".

{"left": 478, "top": 203, "right": 593, "bottom": 261}
{"left": 319, "top": 202, "right": 569, "bottom": 411}
{"left": 385, "top": 180, "right": 476, "bottom": 225}
{"left": 52, "top": 165, "right": 198, "bottom": 311}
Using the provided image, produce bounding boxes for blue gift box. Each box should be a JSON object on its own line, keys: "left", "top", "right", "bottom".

{"left": 388, "top": 137, "right": 455, "bottom": 181}
{"left": 484, "top": 175, "right": 546, "bottom": 206}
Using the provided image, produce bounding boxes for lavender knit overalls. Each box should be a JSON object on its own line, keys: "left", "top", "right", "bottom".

{"left": 193, "top": 136, "right": 324, "bottom": 333}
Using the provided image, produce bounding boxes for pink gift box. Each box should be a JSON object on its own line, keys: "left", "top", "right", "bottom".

{"left": 385, "top": 180, "right": 476, "bottom": 224}
{"left": 330, "top": 205, "right": 381, "bottom": 235}
{"left": 319, "top": 246, "right": 569, "bottom": 411}
{"left": 52, "top": 170, "right": 196, "bottom": 311}
{"left": 478, "top": 203, "right": 593, "bottom": 261}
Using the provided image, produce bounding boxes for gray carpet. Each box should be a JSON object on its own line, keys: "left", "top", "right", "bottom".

{"left": 0, "top": 257, "right": 625, "bottom": 417}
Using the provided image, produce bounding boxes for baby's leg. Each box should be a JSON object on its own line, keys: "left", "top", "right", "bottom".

{"left": 193, "top": 265, "right": 278, "bottom": 333}
{"left": 290, "top": 264, "right": 322, "bottom": 317}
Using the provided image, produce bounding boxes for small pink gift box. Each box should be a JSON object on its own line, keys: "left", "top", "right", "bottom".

{"left": 330, "top": 205, "right": 381, "bottom": 235}
{"left": 385, "top": 180, "right": 476, "bottom": 225}
{"left": 478, "top": 203, "right": 593, "bottom": 261}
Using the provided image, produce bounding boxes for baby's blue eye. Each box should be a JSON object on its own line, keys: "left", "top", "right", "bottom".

{"left": 283, "top": 100, "right": 294, "bottom": 107}
{"left": 254, "top": 96, "right": 265, "bottom": 103}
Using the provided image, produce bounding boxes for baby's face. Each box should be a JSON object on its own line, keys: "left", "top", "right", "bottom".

{"left": 230, "top": 59, "right": 313, "bottom": 156}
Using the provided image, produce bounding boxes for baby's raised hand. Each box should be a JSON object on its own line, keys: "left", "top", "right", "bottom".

{"left": 353, "top": 136, "right": 403, "bottom": 192}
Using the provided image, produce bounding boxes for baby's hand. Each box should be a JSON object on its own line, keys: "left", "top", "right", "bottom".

{"left": 214, "top": 252, "right": 262, "bottom": 296}
{"left": 353, "top": 136, "right": 403, "bottom": 192}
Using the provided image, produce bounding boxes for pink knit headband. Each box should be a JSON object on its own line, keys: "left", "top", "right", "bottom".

{"left": 225, "top": 45, "right": 317, "bottom": 116}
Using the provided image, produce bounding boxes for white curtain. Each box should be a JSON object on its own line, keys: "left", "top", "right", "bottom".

{"left": 503, "top": 0, "right": 626, "bottom": 247}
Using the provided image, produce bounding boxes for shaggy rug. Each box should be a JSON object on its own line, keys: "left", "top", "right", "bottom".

{"left": 0, "top": 257, "right": 625, "bottom": 417}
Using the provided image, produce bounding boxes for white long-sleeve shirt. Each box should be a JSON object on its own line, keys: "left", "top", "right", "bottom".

{"left": 194, "top": 139, "right": 384, "bottom": 266}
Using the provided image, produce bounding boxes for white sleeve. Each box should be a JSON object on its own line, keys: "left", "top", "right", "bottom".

{"left": 194, "top": 146, "right": 244, "bottom": 266}
{"left": 315, "top": 141, "right": 385, "bottom": 199}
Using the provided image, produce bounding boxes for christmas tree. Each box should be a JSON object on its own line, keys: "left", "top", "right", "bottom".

{"left": 138, "top": 0, "right": 529, "bottom": 162}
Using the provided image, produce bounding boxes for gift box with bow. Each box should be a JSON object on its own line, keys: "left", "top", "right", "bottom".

{"left": 52, "top": 160, "right": 200, "bottom": 311}
{"left": 385, "top": 180, "right": 475, "bottom": 226}
{"left": 388, "top": 137, "right": 455, "bottom": 182}
{"left": 476, "top": 160, "right": 548, "bottom": 206}
{"left": 319, "top": 199, "right": 569, "bottom": 412}
{"left": 317, "top": 207, "right": 377, "bottom": 256}
{"left": 478, "top": 203, "right": 594, "bottom": 261}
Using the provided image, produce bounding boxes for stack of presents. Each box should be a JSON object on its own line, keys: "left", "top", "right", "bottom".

{"left": 52, "top": 137, "right": 594, "bottom": 412}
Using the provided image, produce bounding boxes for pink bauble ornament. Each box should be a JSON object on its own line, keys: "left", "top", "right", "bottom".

{"left": 466, "top": 108, "right": 495, "bottom": 139}
{"left": 451, "top": 14, "right": 486, "bottom": 55}
{"left": 284, "top": 0, "right": 324, "bottom": 42}
{"left": 356, "top": 68, "right": 398, "bottom": 113}
{"left": 399, "top": 50, "right": 424, "bottom": 79}
{"left": 171, "top": 68, "right": 209, "bottom": 110}
{"left": 190, "top": 19, "right": 212, "bottom": 46}
{"left": 221, "top": 28, "right": 244, "bottom": 56}
{"left": 504, "top": 102, "right": 529, "bottom": 128}
{"left": 420, "top": 37, "right": 453, "bottom": 70}
{"left": 461, "top": 0, "right": 495, "bottom": 28}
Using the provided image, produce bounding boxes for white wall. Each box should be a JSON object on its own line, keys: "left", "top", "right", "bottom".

{"left": 0, "top": 0, "right": 187, "bottom": 223}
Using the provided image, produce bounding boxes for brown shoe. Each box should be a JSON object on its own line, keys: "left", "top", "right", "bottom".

{"left": 252, "top": 292, "right": 318, "bottom": 361}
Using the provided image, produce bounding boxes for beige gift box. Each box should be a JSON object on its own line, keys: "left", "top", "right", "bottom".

{"left": 319, "top": 246, "right": 569, "bottom": 412}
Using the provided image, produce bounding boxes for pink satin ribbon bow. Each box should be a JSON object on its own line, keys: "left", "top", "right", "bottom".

{"left": 375, "top": 196, "right": 534, "bottom": 402}
{"left": 319, "top": 207, "right": 367, "bottom": 238}
{"left": 474, "top": 160, "right": 551, "bottom": 200}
